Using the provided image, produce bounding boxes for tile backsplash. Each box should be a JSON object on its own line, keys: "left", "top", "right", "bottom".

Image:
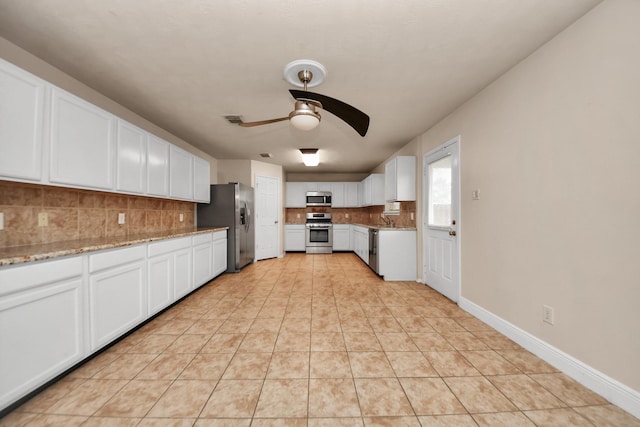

{"left": 0, "top": 180, "right": 195, "bottom": 248}
{"left": 285, "top": 201, "right": 416, "bottom": 227}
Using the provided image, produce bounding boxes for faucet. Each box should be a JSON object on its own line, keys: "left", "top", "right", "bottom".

{"left": 380, "top": 214, "right": 393, "bottom": 227}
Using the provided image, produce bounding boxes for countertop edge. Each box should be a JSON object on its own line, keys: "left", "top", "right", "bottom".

{"left": 284, "top": 223, "right": 417, "bottom": 231}
{"left": 0, "top": 227, "right": 228, "bottom": 267}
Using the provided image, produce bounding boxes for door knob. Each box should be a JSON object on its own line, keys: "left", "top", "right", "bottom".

{"left": 449, "top": 230, "right": 456, "bottom": 236}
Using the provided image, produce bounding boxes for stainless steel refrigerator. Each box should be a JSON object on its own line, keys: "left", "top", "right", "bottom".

{"left": 197, "top": 183, "right": 255, "bottom": 273}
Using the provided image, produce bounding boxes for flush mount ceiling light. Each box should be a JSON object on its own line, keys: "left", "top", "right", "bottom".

{"left": 300, "top": 148, "right": 320, "bottom": 167}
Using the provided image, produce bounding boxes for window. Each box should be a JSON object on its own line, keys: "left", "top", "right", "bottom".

{"left": 428, "top": 155, "right": 452, "bottom": 227}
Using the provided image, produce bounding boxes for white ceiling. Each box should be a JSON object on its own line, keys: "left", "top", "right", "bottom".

{"left": 0, "top": 0, "right": 601, "bottom": 173}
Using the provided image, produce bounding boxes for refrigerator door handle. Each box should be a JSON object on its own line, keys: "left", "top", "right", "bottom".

{"left": 244, "top": 201, "right": 251, "bottom": 232}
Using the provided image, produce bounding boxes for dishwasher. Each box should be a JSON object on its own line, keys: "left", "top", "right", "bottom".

{"left": 368, "top": 228, "right": 379, "bottom": 274}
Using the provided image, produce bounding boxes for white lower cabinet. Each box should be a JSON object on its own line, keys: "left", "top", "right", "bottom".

{"left": 333, "top": 224, "right": 351, "bottom": 251}
{"left": 148, "top": 236, "right": 193, "bottom": 315}
{"left": 212, "top": 230, "right": 228, "bottom": 276}
{"left": 88, "top": 246, "right": 147, "bottom": 351}
{"left": 285, "top": 225, "right": 306, "bottom": 251}
{"left": 0, "top": 231, "right": 227, "bottom": 412}
{"left": 352, "top": 226, "right": 369, "bottom": 264}
{"left": 0, "top": 256, "right": 84, "bottom": 411}
{"left": 193, "top": 233, "right": 214, "bottom": 287}
{"left": 378, "top": 230, "right": 417, "bottom": 281}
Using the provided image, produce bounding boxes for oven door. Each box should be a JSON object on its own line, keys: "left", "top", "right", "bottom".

{"left": 305, "top": 225, "right": 333, "bottom": 248}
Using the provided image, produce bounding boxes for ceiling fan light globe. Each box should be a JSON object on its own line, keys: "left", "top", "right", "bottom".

{"left": 289, "top": 111, "right": 320, "bottom": 131}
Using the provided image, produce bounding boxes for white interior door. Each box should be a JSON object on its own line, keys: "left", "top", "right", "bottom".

{"left": 255, "top": 174, "right": 280, "bottom": 261}
{"left": 423, "top": 136, "right": 460, "bottom": 302}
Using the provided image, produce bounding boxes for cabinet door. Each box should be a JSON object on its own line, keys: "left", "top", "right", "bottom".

{"left": 331, "top": 183, "right": 346, "bottom": 208}
{"left": 285, "top": 182, "right": 307, "bottom": 208}
{"left": 148, "top": 254, "right": 173, "bottom": 315}
{"left": 0, "top": 59, "right": 45, "bottom": 181}
{"left": 173, "top": 247, "right": 193, "bottom": 300}
{"left": 284, "top": 225, "right": 306, "bottom": 251}
{"left": 362, "top": 176, "right": 372, "bottom": 206}
{"left": 88, "top": 260, "right": 146, "bottom": 351}
{"left": 193, "top": 156, "right": 211, "bottom": 203}
{"left": 170, "top": 145, "right": 194, "bottom": 200}
{"left": 370, "top": 174, "right": 386, "bottom": 206}
{"left": 333, "top": 226, "right": 350, "bottom": 251}
{"left": 147, "top": 135, "right": 169, "bottom": 197}
{"left": 385, "top": 159, "right": 397, "bottom": 202}
{"left": 0, "top": 257, "right": 83, "bottom": 411}
{"left": 345, "top": 183, "right": 359, "bottom": 207}
{"left": 213, "top": 235, "right": 228, "bottom": 276}
{"left": 116, "top": 120, "right": 147, "bottom": 194}
{"left": 193, "top": 242, "right": 213, "bottom": 287}
{"left": 49, "top": 87, "right": 115, "bottom": 190}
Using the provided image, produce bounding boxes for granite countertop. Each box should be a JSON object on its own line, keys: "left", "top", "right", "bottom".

{"left": 284, "top": 222, "right": 417, "bottom": 231}
{"left": 350, "top": 223, "right": 417, "bottom": 231}
{"left": 0, "top": 227, "right": 228, "bottom": 267}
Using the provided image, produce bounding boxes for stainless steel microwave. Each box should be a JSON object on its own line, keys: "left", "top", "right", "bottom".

{"left": 306, "top": 191, "right": 332, "bottom": 207}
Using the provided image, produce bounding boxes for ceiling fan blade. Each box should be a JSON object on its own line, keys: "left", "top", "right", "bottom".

{"left": 290, "top": 90, "right": 370, "bottom": 136}
{"left": 238, "top": 116, "right": 289, "bottom": 127}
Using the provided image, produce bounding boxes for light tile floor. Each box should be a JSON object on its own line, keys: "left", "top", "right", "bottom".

{"left": 2, "top": 253, "right": 639, "bottom": 426}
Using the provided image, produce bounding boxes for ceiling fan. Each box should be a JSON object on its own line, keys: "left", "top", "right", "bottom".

{"left": 237, "top": 60, "right": 370, "bottom": 137}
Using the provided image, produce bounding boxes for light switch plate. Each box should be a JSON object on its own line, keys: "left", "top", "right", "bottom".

{"left": 179, "top": 213, "right": 184, "bottom": 222}
{"left": 118, "top": 213, "right": 126, "bottom": 224}
{"left": 0, "top": 212, "right": 4, "bottom": 230}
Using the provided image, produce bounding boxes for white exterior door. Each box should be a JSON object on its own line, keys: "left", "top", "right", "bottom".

{"left": 423, "top": 136, "right": 460, "bottom": 302}
{"left": 255, "top": 174, "right": 281, "bottom": 260}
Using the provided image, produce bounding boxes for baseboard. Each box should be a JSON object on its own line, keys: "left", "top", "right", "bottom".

{"left": 459, "top": 297, "right": 640, "bottom": 419}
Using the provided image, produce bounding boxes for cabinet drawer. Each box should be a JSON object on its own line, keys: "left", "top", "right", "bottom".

{"left": 89, "top": 245, "right": 146, "bottom": 273}
{"left": 0, "top": 256, "right": 82, "bottom": 296}
{"left": 212, "top": 230, "right": 227, "bottom": 242}
{"left": 192, "top": 232, "right": 212, "bottom": 246}
{"left": 148, "top": 236, "right": 191, "bottom": 257}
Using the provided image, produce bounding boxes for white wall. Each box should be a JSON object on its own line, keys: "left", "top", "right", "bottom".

{"left": 386, "top": 0, "right": 639, "bottom": 399}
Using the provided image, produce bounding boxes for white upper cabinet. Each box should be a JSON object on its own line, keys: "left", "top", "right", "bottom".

{"left": 0, "top": 59, "right": 46, "bottom": 182}
{"left": 169, "top": 145, "right": 194, "bottom": 200}
{"left": 116, "top": 120, "right": 147, "bottom": 194}
{"left": 147, "top": 135, "right": 170, "bottom": 197}
{"left": 331, "top": 182, "right": 346, "bottom": 207}
{"left": 385, "top": 156, "right": 416, "bottom": 201}
{"left": 285, "top": 182, "right": 307, "bottom": 208}
{"left": 345, "top": 182, "right": 359, "bottom": 207}
{"left": 360, "top": 173, "right": 385, "bottom": 206}
{"left": 1, "top": 58, "right": 211, "bottom": 203}
{"left": 193, "top": 156, "right": 210, "bottom": 203}
{"left": 49, "top": 87, "right": 115, "bottom": 190}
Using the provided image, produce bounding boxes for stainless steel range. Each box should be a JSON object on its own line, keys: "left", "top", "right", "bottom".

{"left": 305, "top": 213, "right": 333, "bottom": 254}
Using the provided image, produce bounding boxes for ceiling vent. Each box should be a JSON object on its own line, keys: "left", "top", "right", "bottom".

{"left": 224, "top": 115, "right": 244, "bottom": 124}
{"left": 259, "top": 153, "right": 273, "bottom": 158}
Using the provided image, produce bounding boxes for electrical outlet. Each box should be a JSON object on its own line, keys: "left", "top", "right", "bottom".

{"left": 345, "top": 213, "right": 349, "bottom": 219}
{"left": 0, "top": 212, "right": 3, "bottom": 230}
{"left": 118, "top": 213, "right": 126, "bottom": 225}
{"left": 179, "top": 213, "right": 184, "bottom": 222}
{"left": 38, "top": 212, "right": 48, "bottom": 227}
{"left": 410, "top": 212, "right": 414, "bottom": 220}
{"left": 543, "top": 305, "right": 555, "bottom": 325}
{"left": 472, "top": 189, "right": 480, "bottom": 200}
{"left": 296, "top": 213, "right": 301, "bottom": 219}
